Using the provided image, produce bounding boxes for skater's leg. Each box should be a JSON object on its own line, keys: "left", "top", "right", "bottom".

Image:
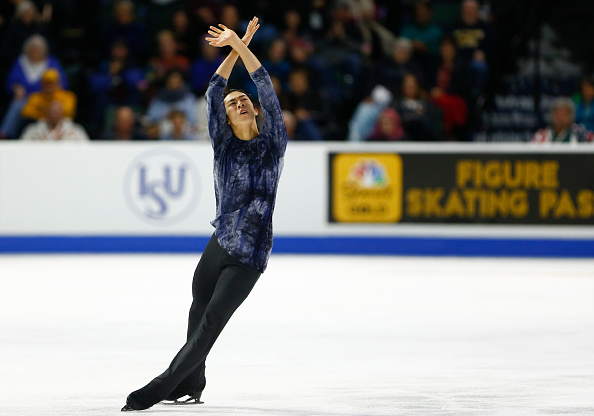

{"left": 125, "top": 256, "right": 260, "bottom": 410}
{"left": 166, "top": 234, "right": 222, "bottom": 400}
{"left": 188, "top": 233, "right": 224, "bottom": 335}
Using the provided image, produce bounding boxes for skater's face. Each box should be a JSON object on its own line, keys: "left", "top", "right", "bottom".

{"left": 224, "top": 91, "right": 258, "bottom": 128}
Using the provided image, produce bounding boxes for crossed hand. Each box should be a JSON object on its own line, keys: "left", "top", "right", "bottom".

{"left": 206, "top": 17, "right": 260, "bottom": 48}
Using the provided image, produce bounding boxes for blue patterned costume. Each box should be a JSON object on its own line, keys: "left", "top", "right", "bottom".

{"left": 206, "top": 66, "right": 288, "bottom": 272}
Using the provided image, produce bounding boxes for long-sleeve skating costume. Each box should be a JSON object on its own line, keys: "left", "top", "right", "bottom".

{"left": 124, "top": 66, "right": 287, "bottom": 411}
{"left": 206, "top": 66, "right": 288, "bottom": 272}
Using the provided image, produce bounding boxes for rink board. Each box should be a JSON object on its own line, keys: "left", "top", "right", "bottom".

{"left": 1, "top": 141, "right": 593, "bottom": 256}
{"left": 1, "top": 235, "right": 594, "bottom": 257}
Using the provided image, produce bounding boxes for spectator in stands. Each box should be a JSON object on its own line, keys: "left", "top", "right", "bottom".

{"left": 348, "top": 84, "right": 392, "bottom": 141}
{"left": 87, "top": 39, "right": 146, "bottom": 135}
{"left": 287, "top": 38, "right": 314, "bottom": 68}
{"left": 220, "top": 4, "right": 242, "bottom": 36}
{"left": 314, "top": 8, "right": 365, "bottom": 87}
{"left": 147, "top": 29, "right": 191, "bottom": 90}
{"left": 368, "top": 107, "right": 405, "bottom": 141}
{"left": 101, "top": 105, "right": 147, "bottom": 141}
{"left": 449, "top": 0, "right": 495, "bottom": 96}
{"left": 272, "top": 73, "right": 322, "bottom": 140}
{"left": 1, "top": 1, "right": 52, "bottom": 66}
{"left": 303, "top": 0, "right": 333, "bottom": 38}
{"left": 169, "top": 9, "right": 199, "bottom": 60}
{"left": 190, "top": 38, "right": 224, "bottom": 96}
{"left": 280, "top": 9, "right": 306, "bottom": 44}
{"left": 143, "top": 122, "right": 161, "bottom": 140}
{"left": 185, "top": 0, "right": 221, "bottom": 35}
{"left": 428, "top": 35, "right": 469, "bottom": 140}
{"left": 365, "top": 37, "right": 426, "bottom": 96}
{"left": 392, "top": 72, "right": 443, "bottom": 141}
{"left": 401, "top": 1, "right": 444, "bottom": 67}
{"left": 311, "top": 10, "right": 368, "bottom": 129}
{"left": 286, "top": 37, "right": 340, "bottom": 111}
{"left": 20, "top": 68, "right": 77, "bottom": 132}
{"left": 533, "top": 97, "right": 593, "bottom": 144}
{"left": 335, "top": 0, "right": 396, "bottom": 60}
{"left": 286, "top": 38, "right": 329, "bottom": 91}
{"left": 4, "top": 34, "right": 67, "bottom": 97}
{"left": 429, "top": 36, "right": 469, "bottom": 99}
{"left": 160, "top": 109, "right": 197, "bottom": 141}
{"left": 262, "top": 39, "right": 292, "bottom": 92}
{"left": 142, "top": 0, "right": 186, "bottom": 44}
{"left": 451, "top": 0, "right": 496, "bottom": 59}
{"left": 283, "top": 109, "right": 324, "bottom": 141}
{"left": 285, "top": 67, "right": 336, "bottom": 140}
{"left": 145, "top": 69, "right": 198, "bottom": 130}
{"left": 20, "top": 100, "right": 89, "bottom": 141}
{"left": 102, "top": 0, "right": 147, "bottom": 63}
{"left": 574, "top": 75, "right": 594, "bottom": 133}
{"left": 1, "top": 34, "right": 67, "bottom": 139}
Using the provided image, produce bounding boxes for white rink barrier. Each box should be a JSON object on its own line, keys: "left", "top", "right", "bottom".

{"left": 1, "top": 141, "right": 593, "bottom": 257}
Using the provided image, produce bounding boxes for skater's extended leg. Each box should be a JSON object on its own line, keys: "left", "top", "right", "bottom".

{"left": 165, "top": 234, "right": 222, "bottom": 400}
{"left": 124, "top": 256, "right": 260, "bottom": 410}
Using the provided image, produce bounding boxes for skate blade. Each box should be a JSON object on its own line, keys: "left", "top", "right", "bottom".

{"left": 160, "top": 398, "right": 203, "bottom": 406}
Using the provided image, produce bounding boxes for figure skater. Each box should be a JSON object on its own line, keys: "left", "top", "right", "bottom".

{"left": 122, "top": 17, "right": 288, "bottom": 411}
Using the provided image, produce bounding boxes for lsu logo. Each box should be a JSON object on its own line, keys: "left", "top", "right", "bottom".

{"left": 124, "top": 148, "right": 200, "bottom": 225}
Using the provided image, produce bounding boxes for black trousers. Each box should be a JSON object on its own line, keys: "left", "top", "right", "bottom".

{"left": 127, "top": 233, "right": 261, "bottom": 409}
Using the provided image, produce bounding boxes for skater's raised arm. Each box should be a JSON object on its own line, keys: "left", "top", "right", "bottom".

{"left": 212, "top": 17, "right": 260, "bottom": 80}
{"left": 206, "top": 22, "right": 262, "bottom": 74}
{"left": 205, "top": 18, "right": 260, "bottom": 150}
{"left": 206, "top": 21, "right": 287, "bottom": 153}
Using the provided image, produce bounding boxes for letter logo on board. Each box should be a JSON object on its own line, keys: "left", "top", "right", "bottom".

{"left": 331, "top": 153, "right": 402, "bottom": 222}
{"left": 124, "top": 148, "right": 200, "bottom": 225}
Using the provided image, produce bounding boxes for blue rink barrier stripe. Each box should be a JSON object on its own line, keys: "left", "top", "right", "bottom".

{"left": 0, "top": 236, "right": 593, "bottom": 257}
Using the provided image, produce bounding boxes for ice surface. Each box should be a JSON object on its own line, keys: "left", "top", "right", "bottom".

{"left": 1, "top": 254, "right": 593, "bottom": 415}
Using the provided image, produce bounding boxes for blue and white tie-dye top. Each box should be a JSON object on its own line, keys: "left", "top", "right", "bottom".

{"left": 205, "top": 66, "right": 288, "bottom": 273}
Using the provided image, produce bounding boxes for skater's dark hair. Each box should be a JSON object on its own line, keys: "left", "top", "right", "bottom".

{"left": 224, "top": 88, "right": 259, "bottom": 106}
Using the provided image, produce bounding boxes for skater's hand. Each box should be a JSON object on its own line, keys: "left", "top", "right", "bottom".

{"left": 242, "top": 17, "right": 260, "bottom": 47}
{"left": 206, "top": 24, "right": 240, "bottom": 48}
{"left": 206, "top": 17, "right": 260, "bottom": 48}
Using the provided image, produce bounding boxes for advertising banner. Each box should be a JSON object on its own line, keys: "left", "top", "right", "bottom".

{"left": 329, "top": 152, "right": 594, "bottom": 225}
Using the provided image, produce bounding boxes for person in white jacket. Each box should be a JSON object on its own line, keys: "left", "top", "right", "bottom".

{"left": 20, "top": 100, "right": 89, "bottom": 141}
{"left": 532, "top": 97, "right": 593, "bottom": 144}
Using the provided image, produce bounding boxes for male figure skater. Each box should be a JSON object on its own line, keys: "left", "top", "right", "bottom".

{"left": 122, "top": 17, "right": 288, "bottom": 411}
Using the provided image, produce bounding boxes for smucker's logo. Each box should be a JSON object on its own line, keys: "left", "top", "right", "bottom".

{"left": 124, "top": 148, "right": 200, "bottom": 225}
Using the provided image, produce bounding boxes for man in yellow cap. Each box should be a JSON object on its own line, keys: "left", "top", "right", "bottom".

{"left": 21, "top": 69, "right": 77, "bottom": 121}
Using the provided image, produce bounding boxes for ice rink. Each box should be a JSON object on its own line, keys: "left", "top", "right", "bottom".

{"left": 1, "top": 254, "right": 593, "bottom": 416}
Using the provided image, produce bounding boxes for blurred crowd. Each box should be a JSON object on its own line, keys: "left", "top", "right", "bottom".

{"left": 0, "top": 0, "right": 592, "bottom": 143}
